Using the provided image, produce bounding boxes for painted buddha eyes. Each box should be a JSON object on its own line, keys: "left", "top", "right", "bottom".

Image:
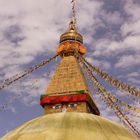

{"left": 52, "top": 103, "right": 77, "bottom": 109}
{"left": 52, "top": 105, "right": 61, "bottom": 109}
{"left": 68, "top": 103, "right": 77, "bottom": 108}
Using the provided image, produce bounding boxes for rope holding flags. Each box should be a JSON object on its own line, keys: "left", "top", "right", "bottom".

{"left": 0, "top": 69, "right": 56, "bottom": 112}
{"left": 0, "top": 54, "right": 59, "bottom": 91}
{"left": 79, "top": 57, "right": 140, "bottom": 112}
{"left": 79, "top": 54, "right": 140, "bottom": 97}
{"left": 78, "top": 54, "right": 140, "bottom": 137}
{"left": 71, "top": 0, "right": 77, "bottom": 25}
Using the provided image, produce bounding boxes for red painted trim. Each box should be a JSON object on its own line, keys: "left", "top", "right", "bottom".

{"left": 40, "top": 94, "right": 100, "bottom": 115}
{"left": 40, "top": 94, "right": 88, "bottom": 105}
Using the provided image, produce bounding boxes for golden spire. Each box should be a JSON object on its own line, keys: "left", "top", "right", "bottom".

{"left": 40, "top": 0, "right": 99, "bottom": 115}
{"left": 57, "top": 0, "right": 86, "bottom": 56}
{"left": 57, "top": 21, "right": 86, "bottom": 56}
{"left": 60, "top": 21, "right": 83, "bottom": 44}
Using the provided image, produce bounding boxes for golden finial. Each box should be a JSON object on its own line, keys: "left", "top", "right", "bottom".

{"left": 59, "top": 20, "right": 83, "bottom": 44}
{"left": 57, "top": 0, "right": 86, "bottom": 56}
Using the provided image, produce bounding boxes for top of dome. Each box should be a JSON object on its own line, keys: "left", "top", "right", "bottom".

{"left": 1, "top": 112, "right": 138, "bottom": 140}
{"left": 60, "top": 21, "right": 83, "bottom": 44}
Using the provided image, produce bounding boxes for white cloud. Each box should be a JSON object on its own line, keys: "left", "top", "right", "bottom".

{"left": 0, "top": 0, "right": 71, "bottom": 68}
{"left": 100, "top": 10, "right": 123, "bottom": 25}
{"left": 121, "top": 20, "right": 140, "bottom": 36}
{"left": 0, "top": 0, "right": 103, "bottom": 69}
{"left": 115, "top": 54, "right": 140, "bottom": 69}
{"left": 90, "top": 1, "right": 140, "bottom": 75}
{"left": 123, "top": 35, "right": 140, "bottom": 50}
{"left": 94, "top": 39, "right": 122, "bottom": 56}
{"left": 127, "top": 78, "right": 140, "bottom": 86}
{"left": 77, "top": 0, "right": 103, "bottom": 28}
{"left": 123, "top": 0, "right": 140, "bottom": 21}
{"left": 127, "top": 72, "right": 140, "bottom": 78}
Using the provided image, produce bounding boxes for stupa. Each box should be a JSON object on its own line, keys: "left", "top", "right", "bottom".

{"left": 0, "top": 20, "right": 138, "bottom": 140}
{"left": 0, "top": 0, "right": 139, "bottom": 138}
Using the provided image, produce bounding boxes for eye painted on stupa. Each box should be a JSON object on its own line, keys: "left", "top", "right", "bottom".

{"left": 68, "top": 103, "right": 77, "bottom": 108}
{"left": 52, "top": 104, "right": 62, "bottom": 109}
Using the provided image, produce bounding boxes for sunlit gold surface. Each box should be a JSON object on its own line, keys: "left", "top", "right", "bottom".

{"left": 1, "top": 112, "right": 138, "bottom": 140}
{"left": 60, "top": 23, "right": 83, "bottom": 44}
{"left": 60, "top": 30, "right": 83, "bottom": 43}
{"left": 46, "top": 56, "right": 89, "bottom": 94}
{"left": 58, "top": 21, "right": 86, "bottom": 55}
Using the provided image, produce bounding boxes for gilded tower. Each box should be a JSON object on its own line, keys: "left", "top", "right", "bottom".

{"left": 40, "top": 21, "right": 100, "bottom": 115}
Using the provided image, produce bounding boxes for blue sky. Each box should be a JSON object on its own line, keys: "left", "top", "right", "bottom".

{"left": 0, "top": 0, "right": 140, "bottom": 137}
